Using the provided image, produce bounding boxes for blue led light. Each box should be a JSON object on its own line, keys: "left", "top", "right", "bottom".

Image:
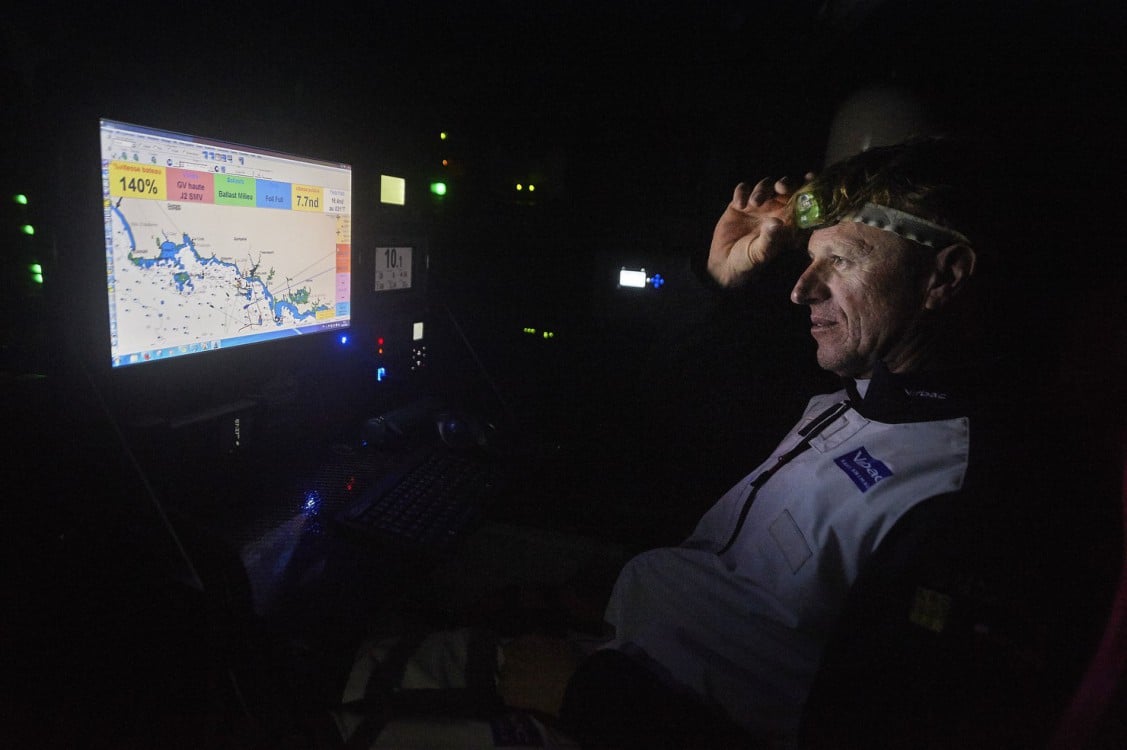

{"left": 340, "top": 334, "right": 349, "bottom": 345}
{"left": 650, "top": 274, "right": 665, "bottom": 289}
{"left": 303, "top": 490, "right": 322, "bottom": 514}
{"left": 377, "top": 366, "right": 387, "bottom": 382}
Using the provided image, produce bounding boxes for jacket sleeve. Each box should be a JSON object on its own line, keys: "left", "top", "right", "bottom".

{"left": 799, "top": 487, "right": 1112, "bottom": 749}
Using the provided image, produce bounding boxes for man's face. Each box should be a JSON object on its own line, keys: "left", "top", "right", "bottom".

{"left": 791, "top": 221, "right": 932, "bottom": 378}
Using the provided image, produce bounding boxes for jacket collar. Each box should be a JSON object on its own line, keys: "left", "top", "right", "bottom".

{"left": 844, "top": 361, "right": 974, "bottom": 423}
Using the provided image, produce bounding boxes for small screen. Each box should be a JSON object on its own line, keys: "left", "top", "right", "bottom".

{"left": 373, "top": 246, "right": 413, "bottom": 291}
{"left": 100, "top": 119, "right": 352, "bottom": 368}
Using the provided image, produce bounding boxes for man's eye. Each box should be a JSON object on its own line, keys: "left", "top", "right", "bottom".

{"left": 831, "top": 255, "right": 850, "bottom": 269}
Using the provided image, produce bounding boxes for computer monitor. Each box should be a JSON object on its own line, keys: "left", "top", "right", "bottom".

{"left": 99, "top": 119, "right": 351, "bottom": 369}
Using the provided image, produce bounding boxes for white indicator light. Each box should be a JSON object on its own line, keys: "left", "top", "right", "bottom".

{"left": 619, "top": 268, "right": 647, "bottom": 288}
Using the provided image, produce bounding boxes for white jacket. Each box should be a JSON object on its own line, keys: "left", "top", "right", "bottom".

{"left": 604, "top": 372, "right": 972, "bottom": 742}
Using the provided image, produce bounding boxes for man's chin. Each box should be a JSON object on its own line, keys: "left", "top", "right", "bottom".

{"left": 816, "top": 349, "right": 871, "bottom": 379}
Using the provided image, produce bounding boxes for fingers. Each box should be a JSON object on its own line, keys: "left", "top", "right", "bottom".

{"left": 744, "top": 175, "right": 809, "bottom": 209}
{"left": 746, "top": 217, "right": 788, "bottom": 267}
{"left": 732, "top": 178, "right": 780, "bottom": 211}
{"left": 749, "top": 177, "right": 776, "bottom": 207}
{"left": 731, "top": 182, "right": 753, "bottom": 209}
{"left": 735, "top": 173, "right": 817, "bottom": 210}
{"left": 775, "top": 176, "right": 802, "bottom": 195}
{"left": 774, "top": 173, "right": 816, "bottom": 196}
{"left": 760, "top": 216, "right": 786, "bottom": 243}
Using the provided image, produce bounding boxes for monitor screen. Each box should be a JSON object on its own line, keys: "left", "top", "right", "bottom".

{"left": 99, "top": 119, "right": 352, "bottom": 368}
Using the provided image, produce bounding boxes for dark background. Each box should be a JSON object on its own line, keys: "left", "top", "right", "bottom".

{"left": 1, "top": 1, "right": 1124, "bottom": 747}
{"left": 5, "top": 0, "right": 1123, "bottom": 470}
{"left": 4, "top": 0, "right": 1123, "bottom": 376}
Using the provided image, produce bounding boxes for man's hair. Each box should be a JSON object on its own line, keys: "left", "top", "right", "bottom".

{"left": 796, "top": 136, "right": 1007, "bottom": 358}
{"left": 796, "top": 136, "right": 990, "bottom": 253}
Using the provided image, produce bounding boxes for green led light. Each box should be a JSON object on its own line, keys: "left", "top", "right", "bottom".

{"left": 32, "top": 273, "right": 44, "bottom": 284}
{"left": 440, "top": 132, "right": 448, "bottom": 141}
{"left": 29, "top": 263, "right": 42, "bottom": 274}
{"left": 14, "top": 194, "right": 28, "bottom": 205}
{"left": 794, "top": 191, "right": 824, "bottom": 229}
{"left": 21, "top": 224, "right": 34, "bottom": 236}
{"left": 429, "top": 182, "right": 447, "bottom": 196}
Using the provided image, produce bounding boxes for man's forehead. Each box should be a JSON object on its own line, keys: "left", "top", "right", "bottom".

{"left": 807, "top": 221, "right": 899, "bottom": 256}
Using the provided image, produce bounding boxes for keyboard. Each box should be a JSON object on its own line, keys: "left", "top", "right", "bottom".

{"left": 334, "top": 450, "right": 500, "bottom": 550}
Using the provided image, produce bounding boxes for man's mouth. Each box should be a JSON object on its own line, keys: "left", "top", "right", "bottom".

{"left": 810, "top": 317, "right": 837, "bottom": 331}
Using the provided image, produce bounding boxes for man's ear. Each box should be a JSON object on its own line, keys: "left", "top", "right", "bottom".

{"left": 924, "top": 243, "right": 977, "bottom": 310}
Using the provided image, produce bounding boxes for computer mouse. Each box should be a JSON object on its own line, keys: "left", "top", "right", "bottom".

{"left": 435, "top": 411, "right": 484, "bottom": 450}
{"left": 362, "top": 415, "right": 407, "bottom": 449}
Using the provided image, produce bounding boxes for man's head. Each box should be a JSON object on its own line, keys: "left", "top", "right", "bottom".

{"left": 789, "top": 138, "right": 982, "bottom": 379}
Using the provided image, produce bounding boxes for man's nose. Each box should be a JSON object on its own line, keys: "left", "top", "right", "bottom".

{"left": 790, "top": 262, "right": 829, "bottom": 305}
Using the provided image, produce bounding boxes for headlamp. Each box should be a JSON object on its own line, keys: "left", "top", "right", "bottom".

{"left": 794, "top": 191, "right": 824, "bottom": 229}
{"left": 794, "top": 189, "right": 969, "bottom": 249}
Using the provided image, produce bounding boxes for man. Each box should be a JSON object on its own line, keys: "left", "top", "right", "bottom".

{"left": 348, "top": 138, "right": 1102, "bottom": 749}
{"left": 508, "top": 137, "right": 1088, "bottom": 749}
{"left": 574, "top": 137, "right": 983, "bottom": 739}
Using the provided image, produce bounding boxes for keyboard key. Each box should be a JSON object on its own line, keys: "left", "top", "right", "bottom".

{"left": 335, "top": 451, "right": 498, "bottom": 549}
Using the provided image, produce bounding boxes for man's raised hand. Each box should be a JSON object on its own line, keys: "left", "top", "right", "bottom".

{"left": 707, "top": 177, "right": 804, "bottom": 287}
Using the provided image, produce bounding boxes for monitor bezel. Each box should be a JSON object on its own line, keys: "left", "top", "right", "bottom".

{"left": 46, "top": 114, "right": 365, "bottom": 429}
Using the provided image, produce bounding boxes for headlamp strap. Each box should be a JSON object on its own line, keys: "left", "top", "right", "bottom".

{"left": 795, "top": 191, "right": 969, "bottom": 249}
{"left": 843, "top": 203, "right": 970, "bottom": 249}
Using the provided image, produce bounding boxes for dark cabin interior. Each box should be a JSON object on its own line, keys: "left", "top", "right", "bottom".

{"left": 2, "top": 1, "right": 1124, "bottom": 747}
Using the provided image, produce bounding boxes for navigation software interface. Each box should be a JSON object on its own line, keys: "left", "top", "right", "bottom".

{"left": 100, "top": 119, "right": 352, "bottom": 368}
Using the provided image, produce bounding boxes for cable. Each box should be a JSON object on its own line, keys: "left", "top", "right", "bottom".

{"left": 438, "top": 300, "right": 521, "bottom": 435}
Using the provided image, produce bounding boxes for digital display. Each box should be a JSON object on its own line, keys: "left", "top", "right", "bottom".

{"left": 374, "top": 246, "right": 413, "bottom": 291}
{"left": 100, "top": 119, "right": 352, "bottom": 368}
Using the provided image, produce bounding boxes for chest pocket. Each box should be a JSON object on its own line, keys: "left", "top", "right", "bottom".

{"left": 770, "top": 510, "right": 813, "bottom": 573}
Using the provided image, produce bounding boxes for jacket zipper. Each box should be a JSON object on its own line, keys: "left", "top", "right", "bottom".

{"left": 717, "top": 400, "right": 852, "bottom": 555}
